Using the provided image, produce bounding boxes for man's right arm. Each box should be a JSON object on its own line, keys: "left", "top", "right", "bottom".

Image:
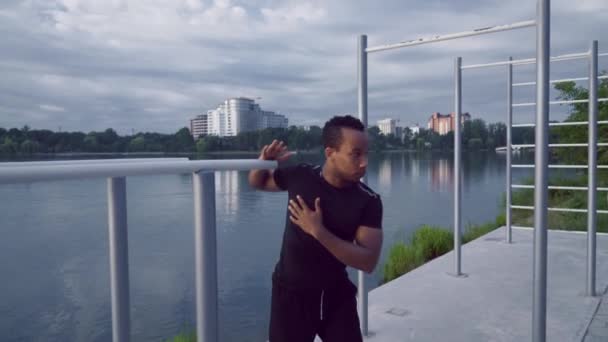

{"left": 248, "top": 168, "right": 282, "bottom": 192}
{"left": 248, "top": 140, "right": 292, "bottom": 192}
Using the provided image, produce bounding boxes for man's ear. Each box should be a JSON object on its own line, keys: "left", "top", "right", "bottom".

{"left": 324, "top": 146, "right": 334, "bottom": 159}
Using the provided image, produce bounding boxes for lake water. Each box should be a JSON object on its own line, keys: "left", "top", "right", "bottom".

{"left": 0, "top": 152, "right": 532, "bottom": 341}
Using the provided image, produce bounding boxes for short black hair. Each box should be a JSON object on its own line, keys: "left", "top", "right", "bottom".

{"left": 322, "top": 115, "right": 365, "bottom": 149}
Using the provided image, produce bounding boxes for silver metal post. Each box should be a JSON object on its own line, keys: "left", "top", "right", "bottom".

{"left": 454, "top": 56, "right": 463, "bottom": 276}
{"left": 357, "top": 34, "right": 369, "bottom": 336}
{"left": 107, "top": 177, "right": 130, "bottom": 342}
{"left": 586, "top": 40, "right": 598, "bottom": 297}
{"left": 193, "top": 171, "right": 218, "bottom": 342}
{"left": 533, "top": 0, "right": 550, "bottom": 341}
{"left": 507, "top": 56, "right": 513, "bottom": 244}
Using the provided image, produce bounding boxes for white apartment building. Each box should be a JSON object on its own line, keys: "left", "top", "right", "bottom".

{"left": 377, "top": 118, "right": 400, "bottom": 136}
{"left": 190, "top": 97, "right": 288, "bottom": 138}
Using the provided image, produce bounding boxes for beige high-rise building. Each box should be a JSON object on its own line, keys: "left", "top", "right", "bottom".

{"left": 427, "top": 112, "right": 471, "bottom": 135}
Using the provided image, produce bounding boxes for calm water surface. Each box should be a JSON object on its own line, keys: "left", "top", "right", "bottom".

{"left": 0, "top": 152, "right": 532, "bottom": 341}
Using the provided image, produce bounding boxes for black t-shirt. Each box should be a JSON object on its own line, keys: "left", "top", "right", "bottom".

{"left": 272, "top": 163, "right": 383, "bottom": 290}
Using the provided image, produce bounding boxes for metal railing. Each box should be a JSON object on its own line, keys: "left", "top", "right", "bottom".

{"left": 452, "top": 3, "right": 602, "bottom": 337}
{"left": 0, "top": 158, "right": 276, "bottom": 342}
{"left": 460, "top": 39, "right": 606, "bottom": 302}
{"left": 505, "top": 41, "right": 604, "bottom": 300}
{"left": 362, "top": 3, "right": 558, "bottom": 337}
{"left": 358, "top": 7, "right": 537, "bottom": 336}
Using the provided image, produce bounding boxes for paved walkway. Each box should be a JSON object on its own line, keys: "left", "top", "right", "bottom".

{"left": 584, "top": 289, "right": 608, "bottom": 341}
{"left": 361, "top": 227, "right": 608, "bottom": 342}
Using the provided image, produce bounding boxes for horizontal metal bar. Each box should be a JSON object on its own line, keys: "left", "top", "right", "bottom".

{"left": 515, "top": 52, "right": 597, "bottom": 65}
{"left": 512, "top": 98, "right": 608, "bottom": 107}
{"left": 511, "top": 205, "right": 608, "bottom": 214}
{"left": 0, "top": 159, "right": 277, "bottom": 184}
{"left": 511, "top": 143, "right": 608, "bottom": 148}
{"left": 0, "top": 158, "right": 188, "bottom": 167}
{"left": 512, "top": 120, "right": 608, "bottom": 127}
{"left": 513, "top": 225, "right": 535, "bottom": 230}
{"left": 513, "top": 102, "right": 536, "bottom": 107}
{"left": 512, "top": 225, "right": 608, "bottom": 235}
{"left": 512, "top": 184, "right": 608, "bottom": 192}
{"left": 512, "top": 164, "right": 608, "bottom": 169}
{"left": 462, "top": 51, "right": 595, "bottom": 70}
{"left": 462, "top": 60, "right": 528, "bottom": 69}
{"left": 366, "top": 20, "right": 535, "bottom": 53}
{"left": 513, "top": 75, "right": 608, "bottom": 87}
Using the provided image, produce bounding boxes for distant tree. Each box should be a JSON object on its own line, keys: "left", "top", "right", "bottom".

{"left": 20, "top": 140, "right": 40, "bottom": 154}
{"left": 128, "top": 136, "right": 146, "bottom": 152}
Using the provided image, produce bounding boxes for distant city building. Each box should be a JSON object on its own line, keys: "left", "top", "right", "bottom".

{"left": 258, "top": 111, "right": 288, "bottom": 131}
{"left": 408, "top": 124, "right": 421, "bottom": 136}
{"left": 427, "top": 112, "right": 471, "bottom": 135}
{"left": 395, "top": 126, "right": 403, "bottom": 138}
{"left": 190, "top": 114, "right": 209, "bottom": 139}
{"left": 377, "top": 118, "right": 400, "bottom": 136}
{"left": 190, "top": 97, "right": 288, "bottom": 138}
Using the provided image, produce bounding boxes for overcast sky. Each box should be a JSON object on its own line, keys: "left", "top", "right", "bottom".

{"left": 0, "top": 0, "right": 606, "bottom": 134}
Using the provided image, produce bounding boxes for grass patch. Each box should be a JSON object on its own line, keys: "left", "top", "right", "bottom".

{"left": 382, "top": 216, "right": 505, "bottom": 284}
{"left": 411, "top": 226, "right": 453, "bottom": 261}
{"left": 463, "top": 213, "right": 506, "bottom": 243}
{"left": 166, "top": 331, "right": 196, "bottom": 342}
{"left": 382, "top": 242, "right": 422, "bottom": 284}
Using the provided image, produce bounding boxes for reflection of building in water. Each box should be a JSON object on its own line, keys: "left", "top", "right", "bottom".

{"left": 378, "top": 158, "right": 392, "bottom": 194}
{"left": 410, "top": 156, "right": 420, "bottom": 180}
{"left": 430, "top": 159, "right": 454, "bottom": 192}
{"left": 214, "top": 170, "right": 240, "bottom": 222}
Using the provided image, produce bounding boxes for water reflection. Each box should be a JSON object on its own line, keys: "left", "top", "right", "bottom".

{"left": 215, "top": 170, "right": 240, "bottom": 223}
{"left": 378, "top": 157, "right": 392, "bottom": 194}
{"left": 0, "top": 152, "right": 536, "bottom": 342}
{"left": 430, "top": 158, "right": 453, "bottom": 192}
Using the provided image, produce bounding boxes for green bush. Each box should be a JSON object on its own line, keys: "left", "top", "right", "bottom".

{"left": 382, "top": 226, "right": 455, "bottom": 284}
{"left": 411, "top": 226, "right": 453, "bottom": 261}
{"left": 382, "top": 243, "right": 421, "bottom": 284}
{"left": 166, "top": 331, "right": 196, "bottom": 342}
{"left": 383, "top": 218, "right": 504, "bottom": 284}
{"left": 510, "top": 174, "right": 608, "bottom": 233}
{"left": 463, "top": 222, "right": 495, "bottom": 244}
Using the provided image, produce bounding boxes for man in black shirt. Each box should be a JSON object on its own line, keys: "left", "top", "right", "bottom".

{"left": 248, "top": 115, "right": 383, "bottom": 342}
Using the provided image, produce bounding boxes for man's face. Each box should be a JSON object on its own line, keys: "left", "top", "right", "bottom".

{"left": 326, "top": 128, "right": 369, "bottom": 182}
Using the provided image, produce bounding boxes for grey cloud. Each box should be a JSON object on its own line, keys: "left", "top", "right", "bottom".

{"left": 0, "top": 0, "right": 606, "bottom": 133}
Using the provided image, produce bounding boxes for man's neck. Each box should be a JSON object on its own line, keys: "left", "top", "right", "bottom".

{"left": 321, "top": 164, "right": 352, "bottom": 188}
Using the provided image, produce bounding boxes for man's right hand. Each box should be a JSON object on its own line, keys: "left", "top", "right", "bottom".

{"left": 259, "top": 140, "right": 294, "bottom": 162}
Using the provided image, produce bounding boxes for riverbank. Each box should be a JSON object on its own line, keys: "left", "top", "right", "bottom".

{"left": 383, "top": 170, "right": 607, "bottom": 284}
{"left": 382, "top": 214, "right": 506, "bottom": 283}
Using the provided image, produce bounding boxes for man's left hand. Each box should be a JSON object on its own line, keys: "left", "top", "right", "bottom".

{"left": 288, "top": 195, "right": 324, "bottom": 238}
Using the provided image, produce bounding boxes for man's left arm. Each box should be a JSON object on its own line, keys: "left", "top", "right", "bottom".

{"left": 288, "top": 195, "right": 383, "bottom": 273}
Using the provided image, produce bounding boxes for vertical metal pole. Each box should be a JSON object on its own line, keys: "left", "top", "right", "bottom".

{"left": 586, "top": 40, "right": 598, "bottom": 297}
{"left": 454, "top": 56, "right": 463, "bottom": 276}
{"left": 193, "top": 171, "right": 218, "bottom": 342}
{"left": 507, "top": 57, "right": 513, "bottom": 244}
{"left": 357, "top": 34, "right": 369, "bottom": 337}
{"left": 533, "top": 0, "right": 550, "bottom": 341}
{"left": 107, "top": 177, "right": 130, "bottom": 342}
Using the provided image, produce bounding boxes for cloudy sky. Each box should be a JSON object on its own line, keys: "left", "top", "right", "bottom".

{"left": 0, "top": 0, "right": 606, "bottom": 134}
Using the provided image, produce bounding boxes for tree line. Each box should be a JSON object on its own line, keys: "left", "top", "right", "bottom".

{"left": 0, "top": 121, "right": 529, "bottom": 155}
{"left": 9, "top": 75, "right": 605, "bottom": 156}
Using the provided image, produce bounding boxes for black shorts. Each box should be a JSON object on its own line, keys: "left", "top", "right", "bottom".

{"left": 268, "top": 275, "right": 362, "bottom": 342}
